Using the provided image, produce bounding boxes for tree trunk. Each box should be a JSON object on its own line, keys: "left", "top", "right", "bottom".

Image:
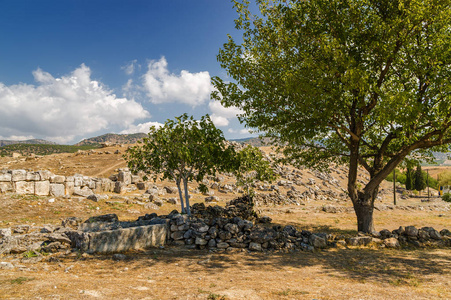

{"left": 183, "top": 178, "right": 191, "bottom": 216}
{"left": 353, "top": 200, "right": 375, "bottom": 233}
{"left": 352, "top": 188, "right": 379, "bottom": 234}
{"left": 176, "top": 180, "right": 185, "bottom": 214}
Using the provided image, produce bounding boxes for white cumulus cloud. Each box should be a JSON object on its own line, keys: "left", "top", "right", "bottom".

{"left": 142, "top": 57, "right": 213, "bottom": 106}
{"left": 208, "top": 101, "right": 243, "bottom": 127}
{"left": 0, "top": 64, "right": 149, "bottom": 143}
{"left": 120, "top": 121, "right": 163, "bottom": 134}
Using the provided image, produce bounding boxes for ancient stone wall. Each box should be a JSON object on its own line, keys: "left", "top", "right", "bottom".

{"left": 0, "top": 168, "right": 139, "bottom": 197}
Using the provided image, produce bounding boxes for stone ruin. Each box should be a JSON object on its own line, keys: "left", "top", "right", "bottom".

{"left": 1, "top": 196, "right": 450, "bottom": 257}
{"left": 0, "top": 168, "right": 142, "bottom": 197}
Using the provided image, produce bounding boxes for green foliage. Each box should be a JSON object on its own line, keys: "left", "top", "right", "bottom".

{"left": 125, "top": 114, "right": 235, "bottom": 215}
{"left": 22, "top": 250, "right": 38, "bottom": 258}
{"left": 438, "top": 171, "right": 451, "bottom": 187}
{"left": 405, "top": 167, "right": 414, "bottom": 190}
{"left": 442, "top": 193, "right": 451, "bottom": 202}
{"left": 385, "top": 169, "right": 405, "bottom": 184}
{"left": 233, "top": 144, "right": 276, "bottom": 195}
{"left": 0, "top": 144, "right": 99, "bottom": 156}
{"left": 414, "top": 166, "right": 427, "bottom": 191}
{"left": 386, "top": 167, "right": 438, "bottom": 189}
{"left": 214, "top": 0, "right": 451, "bottom": 232}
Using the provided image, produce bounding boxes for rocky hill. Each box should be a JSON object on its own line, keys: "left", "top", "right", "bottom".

{"left": 0, "top": 139, "right": 56, "bottom": 147}
{"left": 75, "top": 133, "right": 147, "bottom": 146}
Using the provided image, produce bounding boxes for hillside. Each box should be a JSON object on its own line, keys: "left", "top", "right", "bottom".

{"left": 75, "top": 133, "right": 147, "bottom": 146}
{"left": 0, "top": 139, "right": 56, "bottom": 147}
{"left": 0, "top": 144, "right": 99, "bottom": 157}
{"left": 232, "top": 137, "right": 274, "bottom": 147}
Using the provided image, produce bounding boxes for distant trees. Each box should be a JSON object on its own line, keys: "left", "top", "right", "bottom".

{"left": 414, "top": 166, "right": 427, "bottom": 192}
{"left": 405, "top": 167, "right": 414, "bottom": 191}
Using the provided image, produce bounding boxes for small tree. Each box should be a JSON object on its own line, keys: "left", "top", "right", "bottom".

{"left": 414, "top": 165, "right": 427, "bottom": 192}
{"left": 125, "top": 114, "right": 235, "bottom": 215}
{"left": 405, "top": 167, "right": 414, "bottom": 191}
{"left": 233, "top": 144, "right": 276, "bottom": 195}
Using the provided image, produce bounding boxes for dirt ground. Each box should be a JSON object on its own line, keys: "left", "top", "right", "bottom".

{"left": 1, "top": 147, "right": 451, "bottom": 299}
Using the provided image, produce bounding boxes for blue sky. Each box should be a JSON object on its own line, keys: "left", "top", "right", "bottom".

{"left": 0, "top": 1, "right": 253, "bottom": 144}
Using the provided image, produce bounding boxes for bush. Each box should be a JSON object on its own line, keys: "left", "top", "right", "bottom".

{"left": 442, "top": 193, "right": 451, "bottom": 203}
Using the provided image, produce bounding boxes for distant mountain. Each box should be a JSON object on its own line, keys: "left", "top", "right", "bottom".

{"left": 0, "top": 139, "right": 56, "bottom": 147}
{"left": 75, "top": 133, "right": 147, "bottom": 146}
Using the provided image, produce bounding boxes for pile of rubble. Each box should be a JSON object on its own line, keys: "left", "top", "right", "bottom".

{"left": 1, "top": 195, "right": 450, "bottom": 257}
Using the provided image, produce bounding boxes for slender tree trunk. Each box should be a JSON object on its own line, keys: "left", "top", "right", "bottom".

{"left": 176, "top": 180, "right": 185, "bottom": 213}
{"left": 183, "top": 178, "right": 191, "bottom": 216}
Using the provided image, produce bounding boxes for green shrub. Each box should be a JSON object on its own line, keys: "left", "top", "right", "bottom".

{"left": 442, "top": 193, "right": 451, "bottom": 203}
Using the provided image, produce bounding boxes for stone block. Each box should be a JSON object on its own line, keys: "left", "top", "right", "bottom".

{"left": 74, "top": 176, "right": 83, "bottom": 187}
{"left": 86, "top": 224, "right": 167, "bottom": 253}
{"left": 50, "top": 175, "right": 66, "bottom": 183}
{"left": 114, "top": 182, "right": 127, "bottom": 194}
{"left": 131, "top": 175, "right": 141, "bottom": 184}
{"left": 38, "top": 170, "right": 53, "bottom": 181}
{"left": 65, "top": 176, "right": 74, "bottom": 183}
{"left": 15, "top": 181, "right": 34, "bottom": 194}
{"left": 0, "top": 172, "right": 12, "bottom": 182}
{"left": 0, "top": 182, "right": 13, "bottom": 193}
{"left": 94, "top": 178, "right": 113, "bottom": 193}
{"left": 50, "top": 183, "right": 65, "bottom": 197}
{"left": 65, "top": 181, "right": 75, "bottom": 195}
{"left": 34, "top": 181, "right": 50, "bottom": 196}
{"left": 86, "top": 179, "right": 96, "bottom": 189}
{"left": 26, "top": 172, "right": 40, "bottom": 181}
{"left": 136, "top": 182, "right": 148, "bottom": 190}
{"left": 118, "top": 171, "right": 132, "bottom": 184}
{"left": 73, "top": 186, "right": 94, "bottom": 197}
{"left": 11, "top": 170, "right": 26, "bottom": 182}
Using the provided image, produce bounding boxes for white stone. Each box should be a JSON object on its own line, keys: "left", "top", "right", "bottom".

{"left": 11, "top": 170, "right": 27, "bottom": 182}
{"left": 34, "top": 181, "right": 50, "bottom": 196}
{"left": 50, "top": 175, "right": 66, "bottom": 183}
{"left": 0, "top": 172, "right": 12, "bottom": 182}
{"left": 26, "top": 172, "right": 40, "bottom": 181}
{"left": 0, "top": 182, "right": 13, "bottom": 193}
{"left": 73, "top": 186, "right": 94, "bottom": 197}
{"left": 65, "top": 182, "right": 75, "bottom": 195}
{"left": 74, "top": 176, "right": 83, "bottom": 187}
{"left": 38, "top": 170, "right": 53, "bottom": 181}
{"left": 50, "top": 183, "right": 65, "bottom": 197}
{"left": 14, "top": 181, "right": 35, "bottom": 194}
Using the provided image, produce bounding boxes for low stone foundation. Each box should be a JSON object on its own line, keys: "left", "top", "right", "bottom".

{"left": 0, "top": 168, "right": 140, "bottom": 197}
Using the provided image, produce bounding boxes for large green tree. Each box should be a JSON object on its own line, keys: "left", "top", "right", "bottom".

{"left": 212, "top": 0, "right": 451, "bottom": 233}
{"left": 125, "top": 114, "right": 235, "bottom": 215}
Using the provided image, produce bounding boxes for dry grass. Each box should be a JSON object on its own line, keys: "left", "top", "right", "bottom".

{"left": 1, "top": 247, "right": 450, "bottom": 299}
{"left": 0, "top": 146, "right": 450, "bottom": 299}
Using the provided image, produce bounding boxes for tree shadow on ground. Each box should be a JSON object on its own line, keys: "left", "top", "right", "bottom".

{"left": 83, "top": 245, "right": 451, "bottom": 286}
